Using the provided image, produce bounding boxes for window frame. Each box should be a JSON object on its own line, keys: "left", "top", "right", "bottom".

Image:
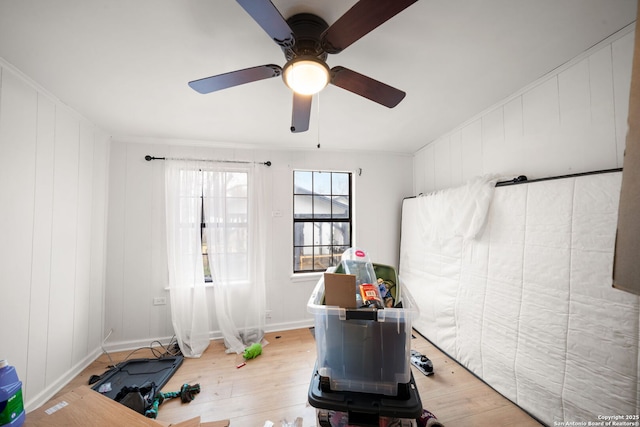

{"left": 292, "top": 169, "right": 353, "bottom": 273}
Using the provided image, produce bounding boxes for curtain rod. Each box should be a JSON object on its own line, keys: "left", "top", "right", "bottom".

{"left": 494, "top": 167, "right": 621, "bottom": 187}
{"left": 144, "top": 155, "right": 271, "bottom": 167}
{"left": 403, "top": 168, "right": 623, "bottom": 200}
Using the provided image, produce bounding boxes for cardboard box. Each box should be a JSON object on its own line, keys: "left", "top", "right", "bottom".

{"left": 613, "top": 0, "right": 640, "bottom": 296}
{"left": 24, "top": 386, "right": 229, "bottom": 427}
{"left": 323, "top": 272, "right": 356, "bottom": 308}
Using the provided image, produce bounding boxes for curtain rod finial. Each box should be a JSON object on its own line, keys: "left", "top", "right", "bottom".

{"left": 265, "top": 161, "right": 272, "bottom": 167}
{"left": 145, "top": 155, "right": 152, "bottom": 161}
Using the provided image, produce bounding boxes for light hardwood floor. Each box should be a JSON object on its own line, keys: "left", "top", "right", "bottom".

{"left": 50, "top": 328, "right": 542, "bottom": 426}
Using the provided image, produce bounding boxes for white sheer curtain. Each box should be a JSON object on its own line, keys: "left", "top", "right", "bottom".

{"left": 203, "top": 163, "right": 267, "bottom": 354}
{"left": 165, "top": 161, "right": 210, "bottom": 357}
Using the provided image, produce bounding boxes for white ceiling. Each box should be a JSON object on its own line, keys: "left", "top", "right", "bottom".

{"left": 0, "top": 0, "right": 636, "bottom": 153}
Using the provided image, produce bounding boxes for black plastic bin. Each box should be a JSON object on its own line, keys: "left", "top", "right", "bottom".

{"left": 308, "top": 364, "right": 423, "bottom": 427}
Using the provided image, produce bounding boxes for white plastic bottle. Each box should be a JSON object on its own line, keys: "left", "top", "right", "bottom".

{"left": 340, "top": 248, "right": 384, "bottom": 309}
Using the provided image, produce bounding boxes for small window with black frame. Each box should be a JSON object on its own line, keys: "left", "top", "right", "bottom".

{"left": 293, "top": 170, "right": 352, "bottom": 273}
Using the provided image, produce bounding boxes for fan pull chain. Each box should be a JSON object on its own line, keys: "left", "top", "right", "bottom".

{"left": 316, "top": 92, "right": 321, "bottom": 149}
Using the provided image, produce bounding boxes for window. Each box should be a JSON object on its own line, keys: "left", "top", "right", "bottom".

{"left": 293, "top": 170, "right": 352, "bottom": 272}
{"left": 200, "top": 170, "right": 249, "bottom": 282}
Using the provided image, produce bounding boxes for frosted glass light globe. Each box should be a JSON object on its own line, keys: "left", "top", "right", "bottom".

{"left": 283, "top": 57, "right": 330, "bottom": 95}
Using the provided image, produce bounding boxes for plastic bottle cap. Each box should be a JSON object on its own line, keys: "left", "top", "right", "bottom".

{"left": 0, "top": 360, "right": 7, "bottom": 369}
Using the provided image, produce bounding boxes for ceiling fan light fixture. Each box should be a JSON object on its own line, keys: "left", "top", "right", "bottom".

{"left": 283, "top": 56, "right": 330, "bottom": 95}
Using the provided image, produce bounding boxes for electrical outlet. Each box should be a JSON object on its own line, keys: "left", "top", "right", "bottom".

{"left": 265, "top": 310, "right": 272, "bottom": 320}
{"left": 153, "top": 297, "right": 167, "bottom": 306}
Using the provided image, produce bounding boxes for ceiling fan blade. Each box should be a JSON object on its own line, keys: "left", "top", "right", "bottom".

{"left": 188, "top": 64, "right": 282, "bottom": 94}
{"left": 236, "top": 0, "right": 294, "bottom": 48}
{"left": 291, "top": 93, "right": 312, "bottom": 133}
{"left": 330, "top": 66, "right": 405, "bottom": 108}
{"left": 321, "top": 0, "right": 417, "bottom": 54}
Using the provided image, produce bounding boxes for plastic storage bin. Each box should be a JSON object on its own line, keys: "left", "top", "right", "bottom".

{"left": 307, "top": 263, "right": 419, "bottom": 396}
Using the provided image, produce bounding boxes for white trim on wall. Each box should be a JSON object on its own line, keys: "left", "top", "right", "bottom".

{"left": 100, "top": 319, "right": 315, "bottom": 355}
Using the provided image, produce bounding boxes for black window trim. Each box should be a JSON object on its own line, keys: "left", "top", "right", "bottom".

{"left": 292, "top": 170, "right": 353, "bottom": 273}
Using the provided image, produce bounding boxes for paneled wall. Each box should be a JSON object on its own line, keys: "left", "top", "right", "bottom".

{"left": 0, "top": 60, "right": 110, "bottom": 411}
{"left": 104, "top": 141, "right": 414, "bottom": 348}
{"left": 414, "top": 27, "right": 635, "bottom": 194}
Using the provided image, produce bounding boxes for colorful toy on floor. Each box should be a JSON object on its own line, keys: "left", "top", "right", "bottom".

{"left": 144, "top": 383, "right": 201, "bottom": 419}
{"left": 243, "top": 342, "right": 263, "bottom": 360}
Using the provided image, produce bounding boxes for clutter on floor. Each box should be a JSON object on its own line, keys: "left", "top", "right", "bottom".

{"left": 415, "top": 409, "right": 444, "bottom": 427}
{"left": 22, "top": 386, "right": 229, "bottom": 427}
{"left": 144, "top": 383, "right": 201, "bottom": 419}
{"left": 263, "top": 418, "right": 303, "bottom": 427}
{"left": 90, "top": 356, "right": 184, "bottom": 401}
{"left": 114, "top": 381, "right": 159, "bottom": 416}
{"left": 242, "top": 342, "right": 263, "bottom": 360}
{"left": 87, "top": 355, "right": 186, "bottom": 420}
{"left": 410, "top": 350, "right": 434, "bottom": 376}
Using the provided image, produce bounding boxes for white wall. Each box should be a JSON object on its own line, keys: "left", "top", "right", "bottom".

{"left": 0, "top": 59, "right": 110, "bottom": 411}
{"left": 104, "top": 140, "right": 413, "bottom": 348}
{"left": 414, "top": 27, "right": 635, "bottom": 194}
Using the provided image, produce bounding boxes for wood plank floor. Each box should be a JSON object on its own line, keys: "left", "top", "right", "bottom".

{"left": 50, "top": 328, "right": 542, "bottom": 426}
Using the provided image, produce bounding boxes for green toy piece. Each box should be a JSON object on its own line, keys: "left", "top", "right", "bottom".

{"left": 144, "top": 383, "right": 200, "bottom": 419}
{"left": 243, "top": 342, "right": 263, "bottom": 360}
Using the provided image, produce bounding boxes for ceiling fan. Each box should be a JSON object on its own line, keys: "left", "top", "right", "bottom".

{"left": 188, "top": 0, "right": 418, "bottom": 133}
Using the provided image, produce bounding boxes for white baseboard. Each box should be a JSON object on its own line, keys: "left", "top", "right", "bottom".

{"left": 25, "top": 347, "right": 103, "bottom": 413}
{"left": 265, "top": 319, "right": 314, "bottom": 333}
{"left": 102, "top": 320, "right": 315, "bottom": 354}
{"left": 102, "top": 335, "right": 179, "bottom": 353}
